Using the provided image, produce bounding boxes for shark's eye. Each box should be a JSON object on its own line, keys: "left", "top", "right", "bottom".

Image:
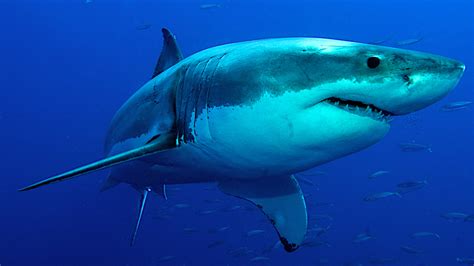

{"left": 367, "top": 57, "right": 381, "bottom": 69}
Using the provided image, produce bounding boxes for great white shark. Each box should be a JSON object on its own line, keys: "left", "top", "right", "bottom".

{"left": 20, "top": 28, "right": 465, "bottom": 252}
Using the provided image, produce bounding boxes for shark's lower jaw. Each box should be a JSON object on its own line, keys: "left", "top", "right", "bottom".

{"left": 324, "top": 97, "right": 393, "bottom": 123}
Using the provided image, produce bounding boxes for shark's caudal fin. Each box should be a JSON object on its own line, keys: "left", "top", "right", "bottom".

{"left": 218, "top": 175, "right": 307, "bottom": 252}
{"left": 19, "top": 132, "right": 177, "bottom": 192}
{"left": 151, "top": 28, "right": 183, "bottom": 79}
{"left": 130, "top": 188, "right": 150, "bottom": 246}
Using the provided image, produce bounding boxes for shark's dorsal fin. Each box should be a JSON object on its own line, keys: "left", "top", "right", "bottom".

{"left": 19, "top": 132, "right": 177, "bottom": 192}
{"left": 151, "top": 28, "right": 183, "bottom": 79}
{"left": 218, "top": 175, "right": 307, "bottom": 252}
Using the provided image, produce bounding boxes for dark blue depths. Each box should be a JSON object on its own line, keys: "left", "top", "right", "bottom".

{"left": 0, "top": 0, "right": 472, "bottom": 265}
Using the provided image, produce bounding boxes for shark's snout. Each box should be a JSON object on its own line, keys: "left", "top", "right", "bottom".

{"left": 382, "top": 55, "right": 465, "bottom": 116}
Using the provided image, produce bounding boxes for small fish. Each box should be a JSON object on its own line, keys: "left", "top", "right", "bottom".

{"left": 352, "top": 230, "right": 375, "bottom": 243}
{"left": 197, "top": 209, "right": 218, "bottom": 215}
{"left": 369, "top": 170, "right": 390, "bottom": 179}
{"left": 411, "top": 231, "right": 440, "bottom": 239}
{"left": 157, "top": 255, "right": 175, "bottom": 262}
{"left": 313, "top": 202, "right": 335, "bottom": 208}
{"left": 183, "top": 227, "right": 198, "bottom": 233}
{"left": 135, "top": 24, "right": 152, "bottom": 31}
{"left": 301, "top": 239, "right": 332, "bottom": 248}
{"left": 465, "top": 214, "right": 474, "bottom": 222}
{"left": 200, "top": 3, "right": 221, "bottom": 9}
{"left": 298, "top": 170, "right": 326, "bottom": 177}
{"left": 250, "top": 256, "right": 270, "bottom": 262}
{"left": 210, "top": 226, "right": 230, "bottom": 233}
{"left": 228, "top": 246, "right": 253, "bottom": 257}
{"left": 217, "top": 226, "right": 230, "bottom": 232}
{"left": 399, "top": 142, "right": 432, "bottom": 152}
{"left": 441, "top": 101, "right": 472, "bottom": 111}
{"left": 246, "top": 229, "right": 265, "bottom": 237}
{"left": 368, "top": 257, "right": 398, "bottom": 265}
{"left": 400, "top": 245, "right": 423, "bottom": 254}
{"left": 204, "top": 198, "right": 222, "bottom": 203}
{"left": 369, "top": 37, "right": 391, "bottom": 45}
{"left": 313, "top": 214, "right": 334, "bottom": 221}
{"left": 262, "top": 240, "right": 282, "bottom": 254}
{"left": 296, "top": 175, "right": 315, "bottom": 186}
{"left": 207, "top": 240, "right": 225, "bottom": 248}
{"left": 395, "top": 36, "right": 423, "bottom": 46}
{"left": 84, "top": 0, "right": 93, "bottom": 4}
{"left": 151, "top": 214, "right": 171, "bottom": 220}
{"left": 223, "top": 205, "right": 242, "bottom": 212}
{"left": 441, "top": 212, "right": 469, "bottom": 221}
{"left": 363, "top": 192, "right": 401, "bottom": 202}
{"left": 174, "top": 203, "right": 190, "bottom": 208}
{"left": 457, "top": 257, "right": 474, "bottom": 265}
{"left": 308, "top": 225, "right": 331, "bottom": 237}
{"left": 397, "top": 180, "right": 428, "bottom": 190}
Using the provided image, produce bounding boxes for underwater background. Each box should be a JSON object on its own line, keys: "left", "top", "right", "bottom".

{"left": 1, "top": 0, "right": 473, "bottom": 265}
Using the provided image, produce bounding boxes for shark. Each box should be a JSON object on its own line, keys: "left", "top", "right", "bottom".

{"left": 19, "top": 28, "right": 465, "bottom": 252}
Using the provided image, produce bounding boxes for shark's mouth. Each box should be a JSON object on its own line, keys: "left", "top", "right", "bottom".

{"left": 324, "top": 97, "right": 393, "bottom": 122}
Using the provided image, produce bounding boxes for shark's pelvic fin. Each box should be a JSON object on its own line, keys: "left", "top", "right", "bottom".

{"left": 153, "top": 184, "right": 167, "bottom": 200}
{"left": 100, "top": 175, "right": 121, "bottom": 192}
{"left": 218, "top": 175, "right": 307, "bottom": 252}
{"left": 130, "top": 187, "right": 150, "bottom": 246}
{"left": 19, "top": 132, "right": 177, "bottom": 192}
{"left": 152, "top": 28, "right": 183, "bottom": 79}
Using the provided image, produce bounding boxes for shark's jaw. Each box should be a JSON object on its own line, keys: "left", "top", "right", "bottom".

{"left": 323, "top": 97, "right": 393, "bottom": 123}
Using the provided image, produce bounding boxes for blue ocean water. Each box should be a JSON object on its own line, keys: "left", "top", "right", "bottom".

{"left": 1, "top": 0, "right": 473, "bottom": 265}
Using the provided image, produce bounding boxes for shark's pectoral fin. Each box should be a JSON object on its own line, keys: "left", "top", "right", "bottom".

{"left": 218, "top": 175, "right": 307, "bottom": 252}
{"left": 19, "top": 131, "right": 177, "bottom": 192}
{"left": 152, "top": 28, "right": 183, "bottom": 79}
{"left": 130, "top": 187, "right": 150, "bottom": 246}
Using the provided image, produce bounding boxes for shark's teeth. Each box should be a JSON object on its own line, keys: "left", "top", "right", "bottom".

{"left": 324, "top": 97, "right": 392, "bottom": 123}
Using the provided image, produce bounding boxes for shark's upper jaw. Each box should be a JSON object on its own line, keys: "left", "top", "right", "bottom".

{"left": 322, "top": 97, "right": 393, "bottom": 123}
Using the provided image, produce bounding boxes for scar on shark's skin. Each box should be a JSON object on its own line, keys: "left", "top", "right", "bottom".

{"left": 18, "top": 27, "right": 465, "bottom": 252}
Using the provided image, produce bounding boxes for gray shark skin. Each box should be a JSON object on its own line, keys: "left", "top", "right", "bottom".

{"left": 20, "top": 28, "right": 465, "bottom": 252}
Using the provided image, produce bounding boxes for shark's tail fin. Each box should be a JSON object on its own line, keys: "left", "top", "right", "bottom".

{"left": 18, "top": 132, "right": 177, "bottom": 192}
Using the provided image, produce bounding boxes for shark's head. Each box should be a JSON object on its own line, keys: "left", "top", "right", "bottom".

{"left": 207, "top": 38, "right": 465, "bottom": 174}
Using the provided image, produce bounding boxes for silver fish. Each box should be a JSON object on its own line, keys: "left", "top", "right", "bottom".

{"left": 183, "top": 227, "right": 198, "bottom": 233}
{"left": 174, "top": 203, "right": 190, "bottom": 208}
{"left": 395, "top": 36, "right": 423, "bottom": 46}
{"left": 411, "top": 231, "right": 440, "bottom": 239}
{"left": 397, "top": 180, "right": 427, "bottom": 188}
{"left": 400, "top": 245, "right": 423, "bottom": 254}
{"left": 157, "top": 255, "right": 175, "bottom": 262}
{"left": 364, "top": 192, "right": 401, "bottom": 202}
{"left": 135, "top": 24, "right": 152, "bottom": 31}
{"left": 250, "top": 256, "right": 270, "bottom": 262}
{"left": 399, "top": 142, "right": 432, "bottom": 152}
{"left": 353, "top": 230, "right": 375, "bottom": 243}
{"left": 200, "top": 3, "right": 221, "bottom": 9}
{"left": 246, "top": 229, "right": 265, "bottom": 237}
{"left": 457, "top": 257, "right": 474, "bottom": 265}
{"left": 465, "top": 214, "right": 474, "bottom": 222}
{"left": 296, "top": 175, "right": 316, "bottom": 186}
{"left": 369, "top": 170, "right": 390, "bottom": 179}
{"left": 441, "top": 212, "right": 469, "bottom": 221}
{"left": 207, "top": 240, "right": 225, "bottom": 248}
{"left": 441, "top": 101, "right": 472, "bottom": 111}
